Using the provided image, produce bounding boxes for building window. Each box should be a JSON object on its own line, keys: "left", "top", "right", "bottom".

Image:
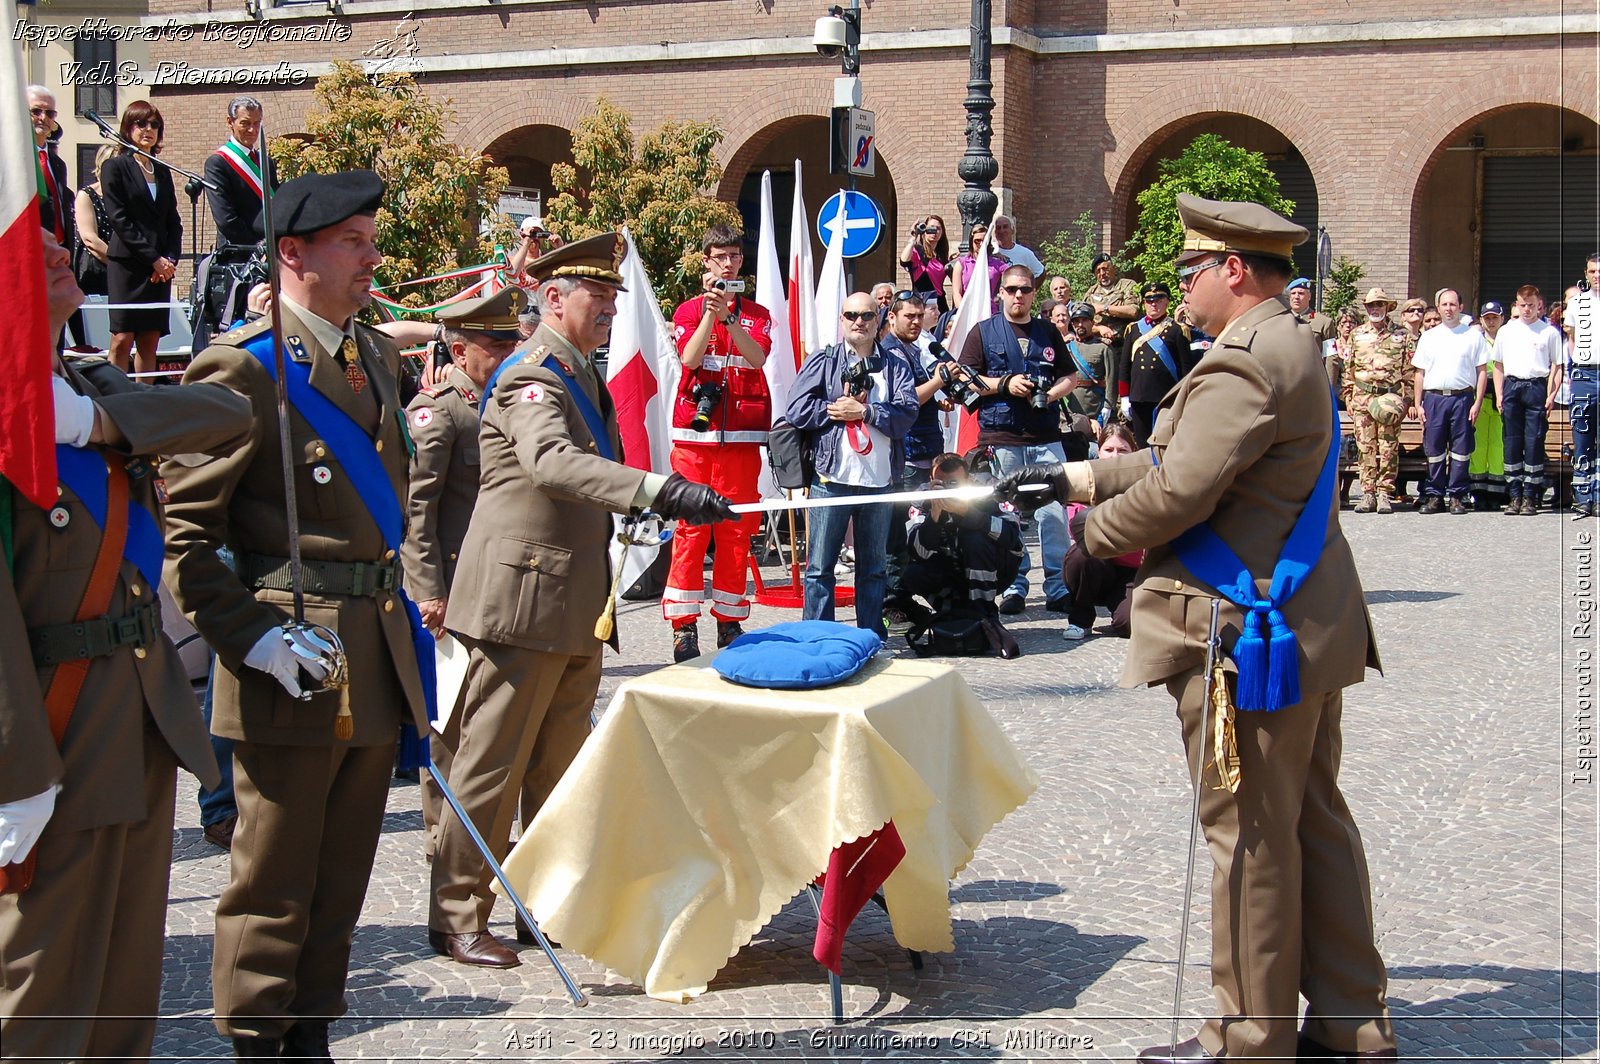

{"left": 72, "top": 32, "right": 115, "bottom": 118}
{"left": 77, "top": 143, "right": 100, "bottom": 189}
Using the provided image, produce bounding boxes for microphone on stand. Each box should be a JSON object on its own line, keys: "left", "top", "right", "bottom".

{"left": 84, "top": 110, "right": 116, "bottom": 137}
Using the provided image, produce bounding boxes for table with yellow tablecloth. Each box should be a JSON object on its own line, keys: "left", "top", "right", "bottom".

{"left": 496, "top": 654, "right": 1037, "bottom": 1002}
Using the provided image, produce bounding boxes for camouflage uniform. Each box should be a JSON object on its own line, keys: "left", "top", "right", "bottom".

{"left": 1342, "top": 321, "right": 1416, "bottom": 503}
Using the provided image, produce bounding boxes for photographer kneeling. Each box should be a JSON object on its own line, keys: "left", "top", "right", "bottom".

{"left": 888, "top": 453, "right": 1023, "bottom": 655}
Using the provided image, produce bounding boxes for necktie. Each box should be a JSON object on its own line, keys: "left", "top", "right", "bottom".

{"left": 248, "top": 149, "right": 259, "bottom": 167}
{"left": 338, "top": 337, "right": 367, "bottom": 395}
{"left": 38, "top": 150, "right": 63, "bottom": 241}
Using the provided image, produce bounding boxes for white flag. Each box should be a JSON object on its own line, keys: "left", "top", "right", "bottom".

{"left": 942, "top": 212, "right": 998, "bottom": 453}
{"left": 814, "top": 194, "right": 848, "bottom": 348}
{"left": 756, "top": 170, "right": 796, "bottom": 499}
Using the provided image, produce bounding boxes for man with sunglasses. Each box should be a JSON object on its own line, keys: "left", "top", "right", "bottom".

{"left": 1286, "top": 277, "right": 1335, "bottom": 348}
{"left": 958, "top": 263, "right": 1081, "bottom": 614}
{"left": 996, "top": 194, "right": 1396, "bottom": 1063}
{"left": 29, "top": 86, "right": 85, "bottom": 349}
{"left": 1110, "top": 281, "right": 1195, "bottom": 443}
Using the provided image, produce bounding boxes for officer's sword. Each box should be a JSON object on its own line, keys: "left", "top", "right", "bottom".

{"left": 728, "top": 483, "right": 1045, "bottom": 514}
{"left": 1171, "top": 597, "right": 1223, "bottom": 1050}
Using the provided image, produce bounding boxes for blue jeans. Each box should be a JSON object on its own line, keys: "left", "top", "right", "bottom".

{"left": 803, "top": 479, "right": 893, "bottom": 638}
{"left": 1572, "top": 367, "right": 1597, "bottom": 507}
{"left": 988, "top": 441, "right": 1068, "bottom": 603}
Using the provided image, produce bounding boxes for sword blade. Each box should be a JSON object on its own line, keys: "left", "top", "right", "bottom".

{"left": 729, "top": 484, "right": 996, "bottom": 514}
{"left": 256, "top": 118, "right": 305, "bottom": 623}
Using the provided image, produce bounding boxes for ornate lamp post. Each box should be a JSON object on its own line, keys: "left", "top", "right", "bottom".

{"left": 955, "top": 0, "right": 998, "bottom": 253}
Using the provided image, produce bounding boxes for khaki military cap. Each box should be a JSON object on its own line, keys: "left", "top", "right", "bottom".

{"left": 1400, "top": 297, "right": 1427, "bottom": 313}
{"left": 436, "top": 285, "right": 528, "bottom": 339}
{"left": 526, "top": 232, "right": 628, "bottom": 291}
{"left": 1362, "top": 287, "right": 1397, "bottom": 308}
{"left": 1176, "top": 193, "right": 1307, "bottom": 263}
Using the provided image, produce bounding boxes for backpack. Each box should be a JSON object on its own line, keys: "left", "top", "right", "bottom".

{"left": 766, "top": 417, "right": 815, "bottom": 490}
{"left": 906, "top": 607, "right": 1021, "bottom": 659}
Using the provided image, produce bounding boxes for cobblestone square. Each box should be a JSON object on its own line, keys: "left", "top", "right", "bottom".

{"left": 153, "top": 510, "right": 1598, "bottom": 1061}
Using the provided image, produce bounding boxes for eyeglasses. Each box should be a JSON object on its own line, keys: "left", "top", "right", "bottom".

{"left": 1176, "top": 258, "right": 1224, "bottom": 286}
{"left": 893, "top": 290, "right": 924, "bottom": 303}
{"left": 841, "top": 310, "right": 878, "bottom": 322}
{"left": 706, "top": 250, "right": 742, "bottom": 263}
{"left": 1001, "top": 284, "right": 1035, "bottom": 295}
{"left": 133, "top": 119, "right": 161, "bottom": 130}
{"left": 30, "top": 106, "right": 57, "bottom": 118}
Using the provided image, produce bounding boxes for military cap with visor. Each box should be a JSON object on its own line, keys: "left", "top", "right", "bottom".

{"left": 1175, "top": 193, "right": 1308, "bottom": 266}
{"left": 435, "top": 286, "right": 527, "bottom": 341}
{"left": 525, "top": 232, "right": 628, "bottom": 291}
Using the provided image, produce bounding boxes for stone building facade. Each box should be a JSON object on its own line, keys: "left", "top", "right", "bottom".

{"left": 74, "top": 0, "right": 1600, "bottom": 305}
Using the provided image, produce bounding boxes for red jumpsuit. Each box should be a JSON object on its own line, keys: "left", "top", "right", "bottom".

{"left": 663, "top": 295, "right": 773, "bottom": 625}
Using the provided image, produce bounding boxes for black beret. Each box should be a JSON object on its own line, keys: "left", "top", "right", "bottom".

{"left": 1091, "top": 252, "right": 1114, "bottom": 268}
{"left": 257, "top": 170, "right": 384, "bottom": 241}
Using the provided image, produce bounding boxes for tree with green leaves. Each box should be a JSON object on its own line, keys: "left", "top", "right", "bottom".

{"left": 1125, "top": 133, "right": 1294, "bottom": 293}
{"left": 1322, "top": 255, "right": 1366, "bottom": 315}
{"left": 543, "top": 98, "right": 742, "bottom": 312}
{"left": 270, "top": 61, "right": 512, "bottom": 313}
{"left": 1039, "top": 210, "right": 1127, "bottom": 299}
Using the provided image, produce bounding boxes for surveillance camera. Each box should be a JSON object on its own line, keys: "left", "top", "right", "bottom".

{"left": 813, "top": 14, "right": 848, "bottom": 57}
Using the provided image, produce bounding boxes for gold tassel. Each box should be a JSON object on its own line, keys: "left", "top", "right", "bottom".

{"left": 1209, "top": 657, "right": 1241, "bottom": 793}
{"left": 334, "top": 687, "right": 353, "bottom": 741}
{"left": 593, "top": 597, "right": 616, "bottom": 642}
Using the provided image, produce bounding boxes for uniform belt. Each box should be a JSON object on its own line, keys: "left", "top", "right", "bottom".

{"left": 1425, "top": 387, "right": 1473, "bottom": 397}
{"left": 29, "top": 600, "right": 161, "bottom": 667}
{"left": 244, "top": 554, "right": 398, "bottom": 597}
{"left": 1354, "top": 382, "right": 1404, "bottom": 396}
{"left": 1506, "top": 375, "right": 1549, "bottom": 382}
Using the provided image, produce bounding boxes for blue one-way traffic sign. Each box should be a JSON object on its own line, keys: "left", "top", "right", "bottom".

{"left": 817, "top": 191, "right": 884, "bottom": 260}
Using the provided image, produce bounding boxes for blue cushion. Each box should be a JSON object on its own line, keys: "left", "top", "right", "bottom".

{"left": 711, "top": 621, "right": 882, "bottom": 689}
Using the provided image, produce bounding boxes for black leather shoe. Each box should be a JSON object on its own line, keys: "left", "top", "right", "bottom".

{"left": 1045, "top": 596, "right": 1071, "bottom": 613}
{"left": 1136, "top": 1036, "right": 1220, "bottom": 1063}
{"left": 513, "top": 911, "right": 560, "bottom": 948}
{"left": 997, "top": 592, "right": 1025, "bottom": 615}
{"left": 281, "top": 1020, "right": 333, "bottom": 1060}
{"left": 428, "top": 928, "right": 521, "bottom": 968}
{"left": 231, "top": 1036, "right": 280, "bottom": 1058}
{"left": 204, "top": 814, "right": 237, "bottom": 851}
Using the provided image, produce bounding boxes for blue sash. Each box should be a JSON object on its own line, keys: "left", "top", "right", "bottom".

{"left": 1166, "top": 391, "right": 1342, "bottom": 711}
{"left": 1065, "top": 339, "right": 1105, "bottom": 396}
{"left": 481, "top": 349, "right": 616, "bottom": 462}
{"left": 242, "top": 333, "right": 439, "bottom": 746}
{"left": 1135, "top": 319, "right": 1180, "bottom": 381}
{"left": 56, "top": 444, "right": 165, "bottom": 591}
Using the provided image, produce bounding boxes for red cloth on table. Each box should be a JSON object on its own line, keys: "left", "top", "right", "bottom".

{"left": 811, "top": 821, "right": 906, "bottom": 974}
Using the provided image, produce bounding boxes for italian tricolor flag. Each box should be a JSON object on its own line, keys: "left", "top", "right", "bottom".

{"left": 1, "top": 0, "right": 56, "bottom": 509}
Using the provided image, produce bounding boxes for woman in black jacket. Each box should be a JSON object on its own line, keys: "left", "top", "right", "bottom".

{"left": 101, "top": 100, "right": 182, "bottom": 374}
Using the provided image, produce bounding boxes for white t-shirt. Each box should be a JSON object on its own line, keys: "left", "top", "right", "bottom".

{"left": 1412, "top": 322, "right": 1488, "bottom": 391}
{"left": 830, "top": 359, "right": 893, "bottom": 488}
{"left": 1495, "top": 318, "right": 1565, "bottom": 379}
{"left": 995, "top": 241, "right": 1045, "bottom": 280}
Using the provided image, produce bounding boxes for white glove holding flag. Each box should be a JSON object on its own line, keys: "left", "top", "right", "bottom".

{"left": 0, "top": 785, "right": 59, "bottom": 865}
{"left": 245, "top": 626, "right": 332, "bottom": 699}
{"left": 52, "top": 376, "right": 96, "bottom": 447}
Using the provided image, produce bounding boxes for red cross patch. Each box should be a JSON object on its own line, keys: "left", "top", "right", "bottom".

{"left": 411, "top": 407, "right": 433, "bottom": 428}
{"left": 521, "top": 383, "right": 546, "bottom": 403}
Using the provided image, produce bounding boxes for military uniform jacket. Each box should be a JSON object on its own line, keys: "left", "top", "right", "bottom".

{"left": 1344, "top": 321, "right": 1416, "bottom": 395}
{"left": 0, "top": 360, "right": 250, "bottom": 831}
{"left": 161, "top": 308, "right": 430, "bottom": 746}
{"left": 445, "top": 322, "right": 647, "bottom": 657}
{"left": 1083, "top": 297, "right": 1381, "bottom": 693}
{"left": 400, "top": 366, "right": 481, "bottom": 603}
{"left": 1297, "top": 309, "right": 1336, "bottom": 348}
{"left": 1111, "top": 316, "right": 1197, "bottom": 404}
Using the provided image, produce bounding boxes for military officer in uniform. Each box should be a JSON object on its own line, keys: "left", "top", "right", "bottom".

{"left": 1111, "top": 281, "right": 1196, "bottom": 443}
{"left": 0, "top": 231, "right": 250, "bottom": 1060}
{"left": 429, "top": 234, "right": 737, "bottom": 968}
{"left": 400, "top": 285, "right": 523, "bottom": 858}
{"left": 1288, "top": 276, "right": 1336, "bottom": 348}
{"left": 998, "top": 195, "right": 1397, "bottom": 1062}
{"left": 163, "top": 171, "right": 432, "bottom": 1059}
{"left": 1344, "top": 287, "right": 1416, "bottom": 514}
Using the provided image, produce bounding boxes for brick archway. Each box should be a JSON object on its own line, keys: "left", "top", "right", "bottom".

{"left": 457, "top": 86, "right": 589, "bottom": 155}
{"left": 1105, "top": 74, "right": 1337, "bottom": 247}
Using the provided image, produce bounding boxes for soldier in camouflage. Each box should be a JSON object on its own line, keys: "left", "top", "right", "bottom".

{"left": 1342, "top": 287, "right": 1416, "bottom": 513}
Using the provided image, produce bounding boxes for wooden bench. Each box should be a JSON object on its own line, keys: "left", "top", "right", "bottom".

{"left": 1337, "top": 405, "right": 1573, "bottom": 505}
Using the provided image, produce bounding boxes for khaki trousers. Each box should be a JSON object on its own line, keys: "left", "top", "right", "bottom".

{"left": 421, "top": 718, "right": 541, "bottom": 862}
{"left": 1167, "top": 671, "right": 1396, "bottom": 1058}
{"left": 0, "top": 727, "right": 177, "bottom": 1061}
{"left": 429, "top": 637, "right": 598, "bottom": 933}
{"left": 212, "top": 739, "right": 394, "bottom": 1038}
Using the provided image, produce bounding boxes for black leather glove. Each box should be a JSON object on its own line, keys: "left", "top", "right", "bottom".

{"left": 653, "top": 472, "right": 737, "bottom": 525}
{"left": 994, "top": 462, "right": 1068, "bottom": 513}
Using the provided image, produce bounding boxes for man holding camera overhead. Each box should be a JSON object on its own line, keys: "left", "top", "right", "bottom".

{"left": 958, "top": 262, "right": 1081, "bottom": 615}
{"left": 663, "top": 224, "right": 774, "bottom": 662}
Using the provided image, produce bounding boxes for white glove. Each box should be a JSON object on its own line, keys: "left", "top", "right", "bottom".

{"left": 1118, "top": 396, "right": 1133, "bottom": 420}
{"left": 244, "top": 626, "right": 332, "bottom": 699}
{"left": 0, "top": 785, "right": 59, "bottom": 865}
{"left": 52, "top": 376, "right": 96, "bottom": 447}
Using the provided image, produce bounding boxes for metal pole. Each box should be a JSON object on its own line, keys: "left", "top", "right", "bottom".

{"left": 429, "top": 761, "right": 588, "bottom": 1007}
{"left": 1171, "top": 598, "right": 1222, "bottom": 1048}
{"left": 955, "top": 0, "right": 998, "bottom": 255}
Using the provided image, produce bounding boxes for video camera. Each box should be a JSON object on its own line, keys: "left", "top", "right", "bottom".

{"left": 928, "top": 340, "right": 984, "bottom": 413}
{"left": 689, "top": 380, "right": 723, "bottom": 432}
{"left": 711, "top": 279, "right": 746, "bottom": 294}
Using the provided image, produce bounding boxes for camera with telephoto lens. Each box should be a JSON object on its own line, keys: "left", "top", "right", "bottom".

{"left": 840, "top": 354, "right": 880, "bottom": 398}
{"left": 926, "top": 341, "right": 982, "bottom": 413}
{"left": 1027, "top": 369, "right": 1054, "bottom": 410}
{"left": 913, "top": 221, "right": 929, "bottom": 236}
{"left": 711, "top": 278, "right": 746, "bottom": 293}
{"left": 689, "top": 380, "right": 723, "bottom": 432}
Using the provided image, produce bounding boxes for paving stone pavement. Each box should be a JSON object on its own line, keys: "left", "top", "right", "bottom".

{"left": 152, "top": 507, "right": 1599, "bottom": 1062}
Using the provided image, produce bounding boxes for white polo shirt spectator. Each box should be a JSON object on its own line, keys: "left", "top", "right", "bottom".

{"left": 1412, "top": 322, "right": 1488, "bottom": 390}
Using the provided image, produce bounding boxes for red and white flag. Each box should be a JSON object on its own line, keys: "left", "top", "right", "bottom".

{"left": 755, "top": 170, "right": 795, "bottom": 499}
{"left": 605, "top": 228, "right": 679, "bottom": 591}
{"left": 814, "top": 193, "right": 848, "bottom": 349}
{"left": 0, "top": 3, "right": 55, "bottom": 509}
{"left": 787, "top": 160, "right": 818, "bottom": 367}
{"left": 942, "top": 212, "right": 997, "bottom": 455}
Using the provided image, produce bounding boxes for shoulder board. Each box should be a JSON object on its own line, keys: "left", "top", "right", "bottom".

{"left": 214, "top": 315, "right": 272, "bottom": 348}
{"left": 1216, "top": 322, "right": 1260, "bottom": 349}
{"left": 62, "top": 351, "right": 112, "bottom": 372}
